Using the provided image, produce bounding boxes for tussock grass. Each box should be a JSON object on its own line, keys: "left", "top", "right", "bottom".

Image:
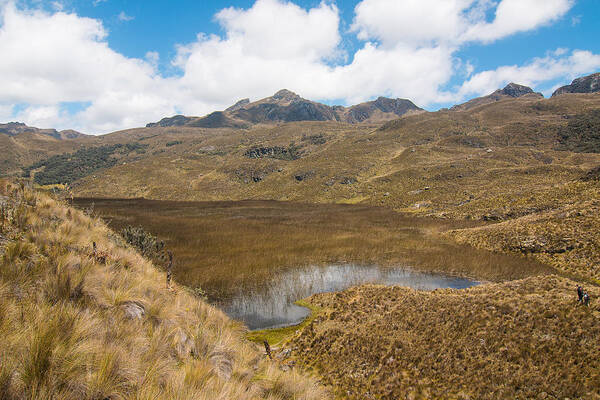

{"left": 0, "top": 179, "right": 328, "bottom": 399}
{"left": 287, "top": 276, "right": 600, "bottom": 399}
{"left": 449, "top": 180, "right": 600, "bottom": 283}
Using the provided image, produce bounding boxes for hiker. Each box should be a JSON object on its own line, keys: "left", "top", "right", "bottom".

{"left": 263, "top": 340, "right": 273, "bottom": 360}
{"left": 166, "top": 250, "right": 173, "bottom": 290}
{"left": 582, "top": 292, "right": 590, "bottom": 307}
{"left": 577, "top": 285, "right": 584, "bottom": 302}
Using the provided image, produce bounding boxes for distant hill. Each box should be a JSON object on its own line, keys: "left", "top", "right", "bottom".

{"left": 451, "top": 83, "right": 543, "bottom": 111}
{"left": 552, "top": 72, "right": 600, "bottom": 96}
{"left": 0, "top": 121, "right": 86, "bottom": 139}
{"left": 147, "top": 89, "right": 424, "bottom": 128}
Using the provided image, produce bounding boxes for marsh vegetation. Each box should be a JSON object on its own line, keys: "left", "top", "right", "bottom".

{"left": 74, "top": 199, "right": 552, "bottom": 312}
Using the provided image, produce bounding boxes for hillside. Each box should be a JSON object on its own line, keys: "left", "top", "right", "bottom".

{"left": 146, "top": 89, "right": 423, "bottom": 128}
{"left": 0, "top": 180, "right": 326, "bottom": 399}
{"left": 285, "top": 277, "right": 600, "bottom": 399}
{"left": 6, "top": 79, "right": 600, "bottom": 285}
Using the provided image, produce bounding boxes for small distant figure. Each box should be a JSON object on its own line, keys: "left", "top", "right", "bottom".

{"left": 263, "top": 340, "right": 273, "bottom": 360}
{"left": 577, "top": 285, "right": 584, "bottom": 302}
{"left": 582, "top": 292, "right": 590, "bottom": 307}
{"left": 166, "top": 250, "right": 173, "bottom": 290}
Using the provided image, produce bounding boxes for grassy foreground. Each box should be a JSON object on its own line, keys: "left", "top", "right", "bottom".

{"left": 286, "top": 277, "right": 600, "bottom": 399}
{"left": 0, "top": 180, "right": 327, "bottom": 400}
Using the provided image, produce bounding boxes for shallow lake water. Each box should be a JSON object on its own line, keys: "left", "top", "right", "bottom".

{"left": 218, "top": 264, "right": 478, "bottom": 330}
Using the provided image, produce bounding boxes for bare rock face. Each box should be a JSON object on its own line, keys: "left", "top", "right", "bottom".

{"left": 552, "top": 73, "right": 600, "bottom": 96}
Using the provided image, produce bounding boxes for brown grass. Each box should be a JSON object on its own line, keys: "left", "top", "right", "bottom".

{"left": 73, "top": 198, "right": 553, "bottom": 299}
{"left": 0, "top": 180, "right": 328, "bottom": 399}
{"left": 449, "top": 180, "right": 600, "bottom": 283}
{"left": 286, "top": 276, "right": 600, "bottom": 399}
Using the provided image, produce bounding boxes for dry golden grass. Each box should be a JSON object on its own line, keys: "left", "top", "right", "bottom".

{"left": 73, "top": 198, "right": 552, "bottom": 299}
{"left": 286, "top": 276, "right": 600, "bottom": 399}
{"left": 449, "top": 180, "right": 600, "bottom": 283}
{"left": 0, "top": 180, "right": 328, "bottom": 400}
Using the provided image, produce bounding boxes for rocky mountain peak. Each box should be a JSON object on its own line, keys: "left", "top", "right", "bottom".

{"left": 272, "top": 89, "right": 301, "bottom": 102}
{"left": 500, "top": 83, "right": 536, "bottom": 97}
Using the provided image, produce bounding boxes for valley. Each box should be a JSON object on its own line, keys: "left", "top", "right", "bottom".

{"left": 2, "top": 73, "right": 600, "bottom": 398}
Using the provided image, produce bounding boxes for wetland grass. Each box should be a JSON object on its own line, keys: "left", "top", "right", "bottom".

{"left": 74, "top": 198, "right": 553, "bottom": 300}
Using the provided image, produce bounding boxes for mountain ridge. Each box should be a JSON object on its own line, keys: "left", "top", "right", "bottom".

{"left": 0, "top": 121, "right": 86, "bottom": 140}
{"left": 147, "top": 89, "right": 424, "bottom": 128}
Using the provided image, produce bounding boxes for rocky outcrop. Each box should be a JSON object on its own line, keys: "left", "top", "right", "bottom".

{"left": 552, "top": 72, "right": 600, "bottom": 96}
{"left": 451, "top": 83, "right": 543, "bottom": 111}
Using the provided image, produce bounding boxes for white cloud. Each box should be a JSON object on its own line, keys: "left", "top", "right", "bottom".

{"left": 0, "top": 0, "right": 596, "bottom": 135}
{"left": 352, "top": 0, "right": 573, "bottom": 46}
{"left": 457, "top": 49, "right": 600, "bottom": 98}
{"left": 462, "top": 0, "right": 574, "bottom": 42}
{"left": 117, "top": 11, "right": 133, "bottom": 22}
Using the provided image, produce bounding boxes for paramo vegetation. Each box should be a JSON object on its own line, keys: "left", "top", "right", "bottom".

{"left": 0, "top": 180, "right": 327, "bottom": 400}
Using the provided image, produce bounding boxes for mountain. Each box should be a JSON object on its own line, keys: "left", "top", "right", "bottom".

{"left": 552, "top": 72, "right": 600, "bottom": 96}
{"left": 146, "top": 89, "right": 423, "bottom": 128}
{"left": 451, "top": 83, "right": 543, "bottom": 111}
{"left": 0, "top": 121, "right": 86, "bottom": 139}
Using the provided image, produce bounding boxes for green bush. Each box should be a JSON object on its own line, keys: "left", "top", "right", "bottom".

{"left": 119, "top": 226, "right": 165, "bottom": 262}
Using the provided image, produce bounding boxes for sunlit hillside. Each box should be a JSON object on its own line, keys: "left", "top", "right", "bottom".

{"left": 0, "top": 180, "right": 326, "bottom": 399}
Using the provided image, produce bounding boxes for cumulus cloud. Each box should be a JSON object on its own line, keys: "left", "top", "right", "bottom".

{"left": 462, "top": 0, "right": 574, "bottom": 42}
{"left": 0, "top": 0, "right": 595, "bottom": 134}
{"left": 457, "top": 49, "right": 600, "bottom": 98}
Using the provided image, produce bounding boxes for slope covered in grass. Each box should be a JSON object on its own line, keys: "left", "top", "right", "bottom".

{"left": 0, "top": 180, "right": 327, "bottom": 400}
{"left": 286, "top": 277, "right": 600, "bottom": 399}
{"left": 448, "top": 180, "right": 600, "bottom": 283}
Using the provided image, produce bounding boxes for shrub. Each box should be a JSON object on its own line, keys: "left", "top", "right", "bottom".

{"left": 119, "top": 225, "right": 165, "bottom": 262}
{"left": 23, "top": 143, "right": 148, "bottom": 185}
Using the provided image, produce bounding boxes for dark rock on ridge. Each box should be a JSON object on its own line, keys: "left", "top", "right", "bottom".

{"left": 552, "top": 73, "right": 600, "bottom": 97}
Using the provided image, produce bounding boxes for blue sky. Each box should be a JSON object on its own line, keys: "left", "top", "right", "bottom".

{"left": 2, "top": 0, "right": 600, "bottom": 133}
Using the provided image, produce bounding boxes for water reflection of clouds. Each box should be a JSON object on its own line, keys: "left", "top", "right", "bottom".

{"left": 220, "top": 264, "right": 477, "bottom": 330}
